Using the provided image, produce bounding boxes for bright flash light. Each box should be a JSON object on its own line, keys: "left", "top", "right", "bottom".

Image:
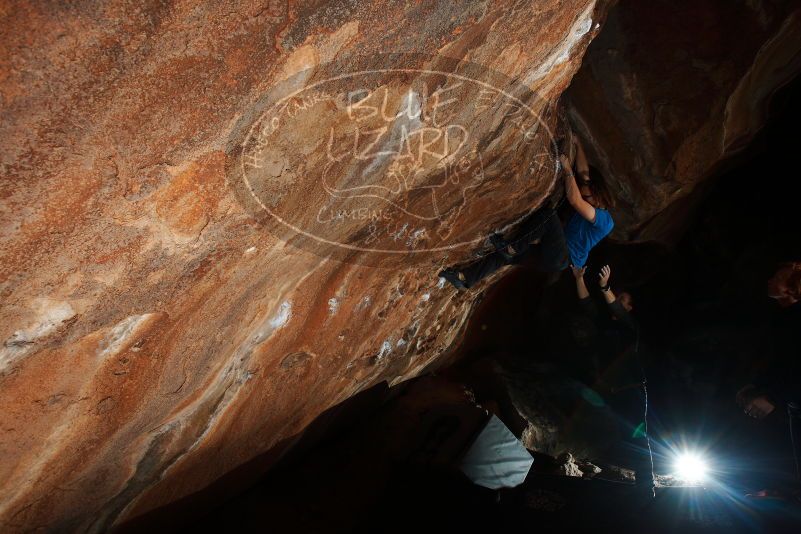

{"left": 673, "top": 452, "right": 709, "bottom": 483}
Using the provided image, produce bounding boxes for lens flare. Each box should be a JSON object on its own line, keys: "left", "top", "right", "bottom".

{"left": 674, "top": 452, "right": 708, "bottom": 483}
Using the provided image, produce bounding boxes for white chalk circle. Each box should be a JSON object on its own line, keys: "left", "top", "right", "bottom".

{"left": 238, "top": 61, "right": 558, "bottom": 256}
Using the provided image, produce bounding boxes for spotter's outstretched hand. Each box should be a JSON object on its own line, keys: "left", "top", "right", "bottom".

{"left": 599, "top": 265, "right": 611, "bottom": 287}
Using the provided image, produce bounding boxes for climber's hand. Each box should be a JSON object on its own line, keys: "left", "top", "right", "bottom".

{"left": 571, "top": 265, "right": 586, "bottom": 279}
{"left": 599, "top": 265, "right": 611, "bottom": 287}
{"left": 744, "top": 395, "right": 775, "bottom": 419}
{"left": 737, "top": 385, "right": 776, "bottom": 419}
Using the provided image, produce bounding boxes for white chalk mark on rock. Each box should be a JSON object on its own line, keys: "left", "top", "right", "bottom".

{"left": 328, "top": 297, "right": 339, "bottom": 315}
{"left": 522, "top": 2, "right": 596, "bottom": 83}
{"left": 390, "top": 223, "right": 409, "bottom": 242}
{"left": 98, "top": 313, "right": 158, "bottom": 358}
{"left": 375, "top": 339, "right": 393, "bottom": 362}
{"left": 269, "top": 301, "right": 292, "bottom": 330}
{"left": 406, "top": 228, "right": 428, "bottom": 248}
{"left": 0, "top": 299, "right": 75, "bottom": 371}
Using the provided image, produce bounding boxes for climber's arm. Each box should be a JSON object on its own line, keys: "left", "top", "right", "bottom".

{"left": 574, "top": 265, "right": 599, "bottom": 318}
{"left": 574, "top": 137, "right": 590, "bottom": 183}
{"left": 599, "top": 265, "right": 638, "bottom": 332}
{"left": 560, "top": 154, "right": 596, "bottom": 223}
{"left": 572, "top": 265, "right": 590, "bottom": 300}
{"left": 599, "top": 264, "right": 617, "bottom": 305}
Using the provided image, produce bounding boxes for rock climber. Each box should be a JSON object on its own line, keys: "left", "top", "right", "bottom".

{"left": 439, "top": 134, "right": 615, "bottom": 290}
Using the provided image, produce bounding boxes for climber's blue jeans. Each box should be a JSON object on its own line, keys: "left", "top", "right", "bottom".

{"left": 461, "top": 208, "right": 569, "bottom": 287}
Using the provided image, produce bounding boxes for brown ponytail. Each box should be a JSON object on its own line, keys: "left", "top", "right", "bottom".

{"left": 588, "top": 166, "right": 615, "bottom": 210}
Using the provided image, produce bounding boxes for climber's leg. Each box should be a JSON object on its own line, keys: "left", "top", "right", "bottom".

{"left": 456, "top": 251, "right": 511, "bottom": 288}
{"left": 528, "top": 216, "right": 569, "bottom": 321}
{"left": 507, "top": 207, "right": 561, "bottom": 260}
{"left": 440, "top": 207, "right": 566, "bottom": 290}
{"left": 438, "top": 268, "right": 468, "bottom": 290}
{"left": 533, "top": 214, "right": 569, "bottom": 273}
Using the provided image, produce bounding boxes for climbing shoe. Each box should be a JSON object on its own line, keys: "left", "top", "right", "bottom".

{"left": 439, "top": 269, "right": 468, "bottom": 290}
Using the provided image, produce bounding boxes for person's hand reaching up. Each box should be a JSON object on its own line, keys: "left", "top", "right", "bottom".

{"left": 599, "top": 265, "right": 611, "bottom": 288}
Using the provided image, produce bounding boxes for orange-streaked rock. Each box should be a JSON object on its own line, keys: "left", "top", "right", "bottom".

{"left": 0, "top": 1, "right": 612, "bottom": 530}
{"left": 5, "top": 0, "right": 800, "bottom": 530}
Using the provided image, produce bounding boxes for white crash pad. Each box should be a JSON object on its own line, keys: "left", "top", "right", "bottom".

{"left": 459, "top": 414, "right": 533, "bottom": 489}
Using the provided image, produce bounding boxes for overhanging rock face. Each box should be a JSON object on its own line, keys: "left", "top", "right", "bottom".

{"left": 567, "top": 0, "right": 801, "bottom": 240}
{"left": 2, "top": 0, "right": 800, "bottom": 530}
{"left": 0, "top": 1, "right": 612, "bottom": 530}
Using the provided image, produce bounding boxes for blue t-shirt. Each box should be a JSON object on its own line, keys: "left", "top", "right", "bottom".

{"left": 564, "top": 209, "right": 614, "bottom": 268}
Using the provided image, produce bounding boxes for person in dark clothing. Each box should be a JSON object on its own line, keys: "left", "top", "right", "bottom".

{"left": 439, "top": 135, "right": 615, "bottom": 290}
{"left": 735, "top": 301, "right": 801, "bottom": 499}
{"left": 566, "top": 263, "right": 654, "bottom": 488}
{"left": 565, "top": 264, "right": 637, "bottom": 384}
{"left": 575, "top": 264, "right": 636, "bottom": 331}
{"left": 737, "top": 381, "right": 801, "bottom": 495}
